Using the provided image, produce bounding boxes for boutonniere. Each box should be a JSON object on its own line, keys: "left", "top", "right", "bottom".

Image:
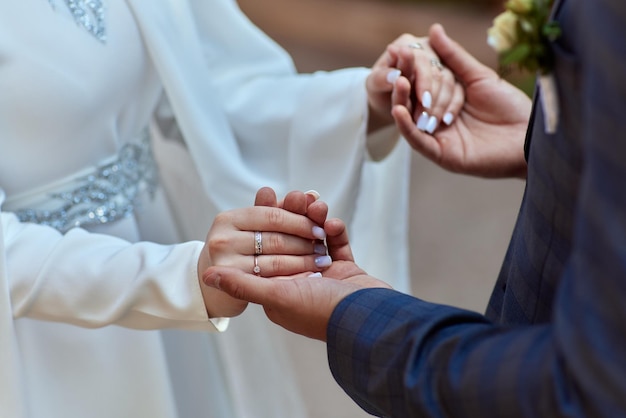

{"left": 487, "top": 0, "right": 561, "bottom": 133}
{"left": 487, "top": 0, "right": 560, "bottom": 74}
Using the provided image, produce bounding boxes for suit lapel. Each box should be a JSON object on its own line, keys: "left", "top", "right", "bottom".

{"left": 550, "top": 0, "right": 565, "bottom": 19}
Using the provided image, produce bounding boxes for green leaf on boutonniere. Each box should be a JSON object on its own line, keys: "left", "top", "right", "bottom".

{"left": 542, "top": 22, "right": 561, "bottom": 41}
{"left": 501, "top": 43, "right": 531, "bottom": 66}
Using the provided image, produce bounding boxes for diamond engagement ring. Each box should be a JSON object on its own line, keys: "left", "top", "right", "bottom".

{"left": 253, "top": 256, "right": 261, "bottom": 276}
{"left": 254, "top": 231, "right": 263, "bottom": 255}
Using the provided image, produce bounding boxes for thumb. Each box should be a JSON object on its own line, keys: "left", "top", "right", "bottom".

{"left": 428, "top": 23, "right": 495, "bottom": 85}
{"left": 203, "top": 266, "right": 271, "bottom": 305}
{"left": 255, "top": 186, "right": 278, "bottom": 207}
{"left": 325, "top": 218, "right": 354, "bottom": 262}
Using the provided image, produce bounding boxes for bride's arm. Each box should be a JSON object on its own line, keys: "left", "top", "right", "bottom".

{"left": 2, "top": 187, "right": 328, "bottom": 330}
{"left": 2, "top": 208, "right": 216, "bottom": 330}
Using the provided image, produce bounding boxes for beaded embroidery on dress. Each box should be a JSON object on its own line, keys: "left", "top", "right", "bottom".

{"left": 48, "top": 0, "right": 106, "bottom": 43}
{"left": 13, "top": 132, "right": 158, "bottom": 233}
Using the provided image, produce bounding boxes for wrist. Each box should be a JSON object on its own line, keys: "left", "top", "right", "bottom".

{"left": 367, "top": 104, "right": 394, "bottom": 135}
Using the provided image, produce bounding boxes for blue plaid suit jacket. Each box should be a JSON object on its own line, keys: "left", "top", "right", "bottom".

{"left": 327, "top": 0, "right": 626, "bottom": 416}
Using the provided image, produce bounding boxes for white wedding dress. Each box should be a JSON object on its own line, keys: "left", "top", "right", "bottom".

{"left": 0, "top": 1, "right": 411, "bottom": 417}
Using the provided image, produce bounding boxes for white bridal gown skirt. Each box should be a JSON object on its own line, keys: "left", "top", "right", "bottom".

{"left": 153, "top": 130, "right": 412, "bottom": 418}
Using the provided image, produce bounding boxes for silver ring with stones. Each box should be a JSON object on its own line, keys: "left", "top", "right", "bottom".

{"left": 431, "top": 58, "right": 444, "bottom": 71}
{"left": 254, "top": 231, "right": 263, "bottom": 255}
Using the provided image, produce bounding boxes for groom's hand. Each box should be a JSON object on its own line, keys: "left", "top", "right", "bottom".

{"left": 202, "top": 263, "right": 389, "bottom": 341}
{"left": 393, "top": 24, "right": 531, "bottom": 179}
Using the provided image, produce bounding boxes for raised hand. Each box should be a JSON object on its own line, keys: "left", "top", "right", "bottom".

{"left": 367, "top": 33, "right": 465, "bottom": 135}
{"left": 392, "top": 24, "right": 532, "bottom": 179}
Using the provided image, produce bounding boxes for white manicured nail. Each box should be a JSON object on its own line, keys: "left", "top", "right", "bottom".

{"left": 308, "top": 272, "right": 323, "bottom": 278}
{"left": 315, "top": 255, "right": 332, "bottom": 268}
{"left": 386, "top": 69, "right": 401, "bottom": 84}
{"left": 422, "top": 91, "right": 432, "bottom": 109}
{"left": 443, "top": 112, "right": 454, "bottom": 125}
{"left": 416, "top": 112, "right": 429, "bottom": 131}
{"left": 305, "top": 190, "right": 320, "bottom": 201}
{"left": 426, "top": 116, "right": 438, "bottom": 134}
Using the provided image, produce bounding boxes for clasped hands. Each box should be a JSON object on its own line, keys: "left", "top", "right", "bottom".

{"left": 199, "top": 186, "right": 390, "bottom": 342}
{"left": 368, "top": 24, "right": 532, "bottom": 179}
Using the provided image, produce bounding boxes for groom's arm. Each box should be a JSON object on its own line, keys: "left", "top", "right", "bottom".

{"left": 327, "top": 1, "right": 626, "bottom": 417}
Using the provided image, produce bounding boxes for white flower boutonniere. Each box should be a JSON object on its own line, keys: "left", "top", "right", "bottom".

{"left": 488, "top": 0, "right": 561, "bottom": 74}
{"left": 488, "top": 0, "right": 562, "bottom": 133}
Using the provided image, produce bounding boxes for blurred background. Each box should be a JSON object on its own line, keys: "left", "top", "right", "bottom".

{"left": 237, "top": 0, "right": 528, "bottom": 416}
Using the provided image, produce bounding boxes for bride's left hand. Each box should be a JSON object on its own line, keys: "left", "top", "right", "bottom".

{"left": 197, "top": 187, "right": 329, "bottom": 318}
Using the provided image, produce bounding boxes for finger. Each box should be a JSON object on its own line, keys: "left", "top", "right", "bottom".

{"left": 324, "top": 218, "right": 354, "bottom": 262}
{"left": 396, "top": 44, "right": 424, "bottom": 99}
{"left": 366, "top": 67, "right": 401, "bottom": 97}
{"left": 254, "top": 231, "right": 326, "bottom": 256}
{"left": 248, "top": 254, "right": 333, "bottom": 277}
{"left": 422, "top": 54, "right": 443, "bottom": 114}
{"left": 426, "top": 68, "right": 455, "bottom": 133}
{"left": 304, "top": 190, "right": 320, "bottom": 207}
{"left": 398, "top": 44, "right": 439, "bottom": 129}
{"left": 222, "top": 207, "right": 321, "bottom": 239}
{"left": 209, "top": 230, "right": 323, "bottom": 259}
{"left": 442, "top": 83, "right": 465, "bottom": 126}
{"left": 382, "top": 44, "right": 401, "bottom": 69}
{"left": 391, "top": 75, "right": 413, "bottom": 120}
{"left": 255, "top": 187, "right": 278, "bottom": 207}
{"left": 392, "top": 104, "right": 442, "bottom": 162}
{"left": 306, "top": 200, "right": 329, "bottom": 227}
{"left": 429, "top": 23, "right": 495, "bottom": 85}
{"left": 395, "top": 45, "right": 419, "bottom": 87}
{"left": 282, "top": 191, "right": 307, "bottom": 215}
{"left": 203, "top": 266, "right": 277, "bottom": 305}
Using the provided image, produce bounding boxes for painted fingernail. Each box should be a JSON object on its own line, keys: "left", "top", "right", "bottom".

{"left": 308, "top": 272, "right": 323, "bottom": 278}
{"left": 386, "top": 69, "right": 401, "bottom": 84}
{"left": 421, "top": 91, "right": 432, "bottom": 109}
{"left": 426, "top": 116, "right": 438, "bottom": 134}
{"left": 312, "top": 226, "right": 326, "bottom": 240}
{"left": 305, "top": 190, "right": 320, "bottom": 201}
{"left": 416, "top": 112, "right": 429, "bottom": 131}
{"left": 443, "top": 112, "right": 454, "bottom": 125}
{"left": 314, "top": 243, "right": 327, "bottom": 255}
{"left": 315, "top": 255, "right": 332, "bottom": 268}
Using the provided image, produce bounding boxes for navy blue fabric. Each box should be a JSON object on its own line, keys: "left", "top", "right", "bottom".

{"left": 327, "top": 0, "right": 626, "bottom": 416}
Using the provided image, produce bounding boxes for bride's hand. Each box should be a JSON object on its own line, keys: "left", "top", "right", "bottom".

{"left": 392, "top": 24, "right": 531, "bottom": 179}
{"left": 367, "top": 33, "right": 465, "bottom": 134}
{"left": 197, "top": 187, "right": 329, "bottom": 318}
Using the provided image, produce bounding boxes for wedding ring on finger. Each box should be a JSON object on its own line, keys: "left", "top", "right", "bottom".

{"left": 408, "top": 42, "right": 423, "bottom": 50}
{"left": 254, "top": 231, "right": 263, "bottom": 255}
{"left": 253, "top": 255, "right": 261, "bottom": 276}
{"left": 431, "top": 58, "right": 444, "bottom": 71}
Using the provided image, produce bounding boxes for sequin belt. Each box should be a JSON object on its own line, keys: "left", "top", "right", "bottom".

{"left": 5, "top": 132, "right": 158, "bottom": 233}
